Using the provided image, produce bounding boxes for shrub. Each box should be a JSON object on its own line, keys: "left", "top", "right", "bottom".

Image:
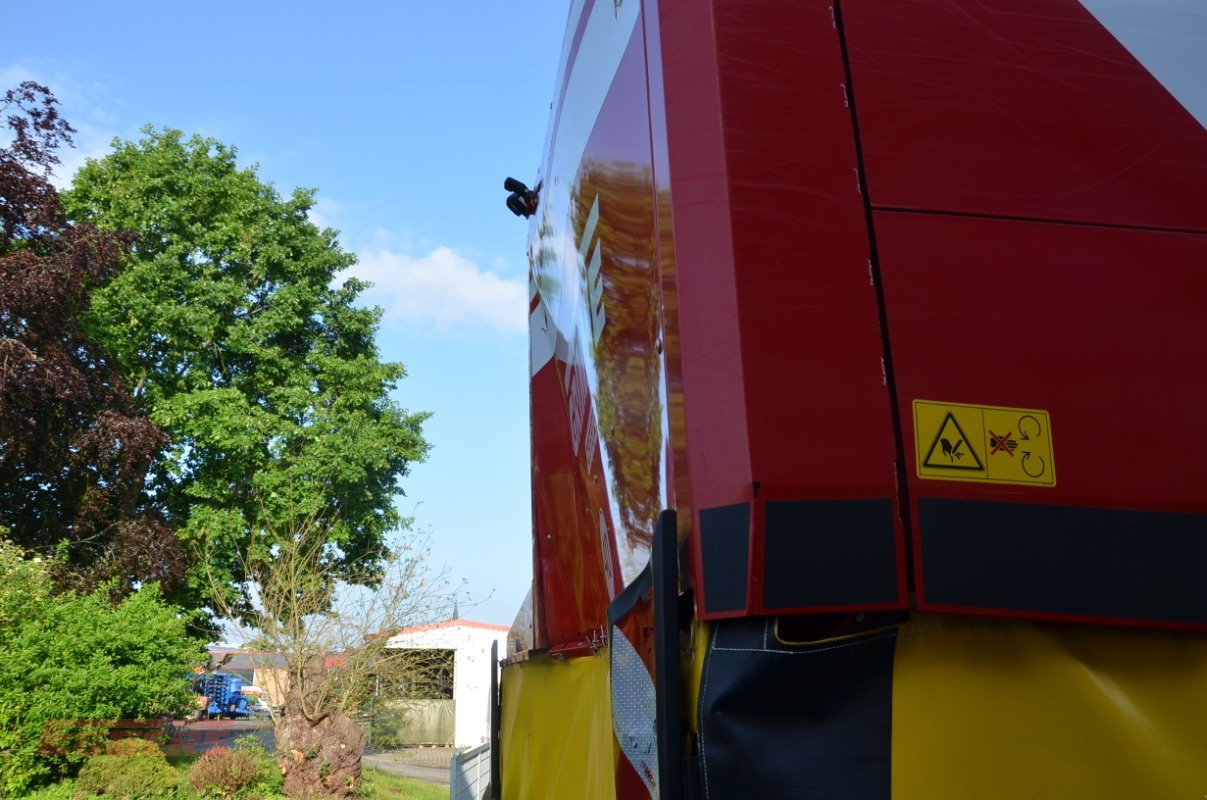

{"left": 365, "top": 718, "right": 402, "bottom": 752}
{"left": 0, "top": 541, "right": 204, "bottom": 797}
{"left": 187, "top": 747, "right": 261, "bottom": 798}
{"left": 76, "top": 753, "right": 181, "bottom": 799}
{"left": 232, "top": 736, "right": 283, "bottom": 797}
{"left": 106, "top": 738, "right": 165, "bottom": 757}
{"left": 20, "top": 779, "right": 77, "bottom": 800}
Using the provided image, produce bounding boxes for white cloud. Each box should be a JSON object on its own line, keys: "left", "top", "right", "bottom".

{"left": 52, "top": 123, "right": 116, "bottom": 189}
{"left": 306, "top": 196, "right": 341, "bottom": 232}
{"left": 0, "top": 65, "right": 38, "bottom": 89}
{"left": 343, "top": 246, "right": 527, "bottom": 337}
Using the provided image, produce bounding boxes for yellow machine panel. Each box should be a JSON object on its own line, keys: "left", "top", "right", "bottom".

{"left": 499, "top": 652, "right": 616, "bottom": 799}
{"left": 891, "top": 615, "right": 1207, "bottom": 798}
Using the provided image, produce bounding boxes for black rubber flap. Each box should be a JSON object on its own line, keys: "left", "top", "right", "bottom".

{"left": 697, "top": 617, "right": 895, "bottom": 798}
{"left": 763, "top": 499, "right": 899, "bottom": 609}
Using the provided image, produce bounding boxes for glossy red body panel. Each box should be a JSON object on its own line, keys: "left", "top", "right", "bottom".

{"left": 639, "top": 0, "right": 688, "bottom": 542}
{"left": 842, "top": 0, "right": 1207, "bottom": 230}
{"left": 529, "top": 360, "right": 614, "bottom": 647}
{"left": 718, "top": 0, "right": 891, "bottom": 496}
{"left": 845, "top": 0, "right": 1207, "bottom": 629}
{"left": 527, "top": 1, "right": 667, "bottom": 646}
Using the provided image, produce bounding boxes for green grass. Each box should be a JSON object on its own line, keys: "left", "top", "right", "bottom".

{"left": 19, "top": 762, "right": 443, "bottom": 800}
{"left": 360, "top": 767, "right": 449, "bottom": 800}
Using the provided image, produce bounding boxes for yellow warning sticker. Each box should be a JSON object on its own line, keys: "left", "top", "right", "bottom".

{"left": 914, "top": 400, "right": 1056, "bottom": 487}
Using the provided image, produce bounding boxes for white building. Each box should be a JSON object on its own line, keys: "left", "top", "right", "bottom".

{"left": 385, "top": 618, "right": 509, "bottom": 749}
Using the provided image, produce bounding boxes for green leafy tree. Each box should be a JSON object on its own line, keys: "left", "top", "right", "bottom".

{"left": 0, "top": 540, "right": 204, "bottom": 797}
{"left": 62, "top": 128, "right": 430, "bottom": 615}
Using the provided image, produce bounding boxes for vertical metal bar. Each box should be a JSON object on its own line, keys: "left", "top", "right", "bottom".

{"left": 489, "top": 639, "right": 501, "bottom": 799}
{"left": 653, "top": 509, "right": 684, "bottom": 800}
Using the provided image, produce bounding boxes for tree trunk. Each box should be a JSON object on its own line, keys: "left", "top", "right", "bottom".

{"left": 276, "top": 698, "right": 367, "bottom": 798}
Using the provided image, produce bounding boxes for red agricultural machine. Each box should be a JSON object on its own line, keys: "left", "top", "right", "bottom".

{"left": 498, "top": 2, "right": 1207, "bottom": 797}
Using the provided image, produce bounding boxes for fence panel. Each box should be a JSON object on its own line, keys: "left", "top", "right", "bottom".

{"left": 450, "top": 743, "right": 491, "bottom": 800}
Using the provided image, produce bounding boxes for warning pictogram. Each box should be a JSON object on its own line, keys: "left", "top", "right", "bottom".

{"left": 921, "top": 412, "right": 984, "bottom": 471}
{"left": 914, "top": 400, "right": 1056, "bottom": 487}
{"left": 988, "top": 430, "right": 1017, "bottom": 457}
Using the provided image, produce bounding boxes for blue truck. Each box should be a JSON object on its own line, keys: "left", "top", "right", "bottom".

{"left": 193, "top": 673, "right": 250, "bottom": 720}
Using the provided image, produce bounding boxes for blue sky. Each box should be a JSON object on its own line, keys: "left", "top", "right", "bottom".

{"left": 4, "top": 1, "right": 1204, "bottom": 627}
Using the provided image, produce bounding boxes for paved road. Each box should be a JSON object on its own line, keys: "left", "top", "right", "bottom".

{"left": 165, "top": 719, "right": 274, "bottom": 755}
{"left": 363, "top": 755, "right": 451, "bottom": 786}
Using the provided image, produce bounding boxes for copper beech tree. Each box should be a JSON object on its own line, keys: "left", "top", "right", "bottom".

{"left": 0, "top": 82, "right": 183, "bottom": 593}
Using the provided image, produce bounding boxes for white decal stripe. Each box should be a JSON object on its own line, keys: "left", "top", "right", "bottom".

{"left": 578, "top": 194, "right": 601, "bottom": 265}
{"left": 550, "top": 0, "right": 641, "bottom": 217}
{"left": 529, "top": 269, "right": 556, "bottom": 375}
{"left": 587, "top": 244, "right": 605, "bottom": 342}
{"left": 552, "top": 0, "right": 590, "bottom": 109}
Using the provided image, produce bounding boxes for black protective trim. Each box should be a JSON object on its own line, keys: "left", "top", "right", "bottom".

{"left": 653, "top": 510, "right": 684, "bottom": 800}
{"left": 698, "top": 618, "right": 895, "bottom": 797}
{"left": 699, "top": 503, "right": 750, "bottom": 613}
{"left": 763, "top": 499, "right": 899, "bottom": 609}
{"left": 608, "top": 561, "right": 652, "bottom": 627}
{"left": 920, "top": 498, "right": 1207, "bottom": 624}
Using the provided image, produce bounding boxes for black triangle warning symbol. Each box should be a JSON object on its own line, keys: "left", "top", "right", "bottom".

{"left": 922, "top": 412, "right": 984, "bottom": 471}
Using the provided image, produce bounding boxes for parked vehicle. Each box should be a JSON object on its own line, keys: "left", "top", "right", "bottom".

{"left": 192, "top": 673, "right": 250, "bottom": 720}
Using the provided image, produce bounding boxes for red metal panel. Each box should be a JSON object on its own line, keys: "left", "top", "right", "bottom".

{"left": 842, "top": 0, "right": 1207, "bottom": 230}
{"left": 880, "top": 211, "right": 1207, "bottom": 509}
{"left": 573, "top": 19, "right": 666, "bottom": 586}
{"left": 639, "top": 0, "right": 690, "bottom": 545}
{"left": 713, "top": 1, "right": 897, "bottom": 502}
{"left": 655, "top": 0, "right": 753, "bottom": 515}
{"left": 527, "top": 0, "right": 1207, "bottom": 637}
{"left": 877, "top": 210, "right": 1207, "bottom": 625}
{"left": 655, "top": 0, "right": 756, "bottom": 615}
{"left": 657, "top": 0, "right": 905, "bottom": 617}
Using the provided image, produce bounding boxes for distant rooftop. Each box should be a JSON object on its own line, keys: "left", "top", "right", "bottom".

{"left": 206, "top": 650, "right": 288, "bottom": 670}
{"left": 380, "top": 618, "right": 510, "bottom": 639}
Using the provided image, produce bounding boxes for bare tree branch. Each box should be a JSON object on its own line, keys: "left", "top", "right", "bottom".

{"left": 201, "top": 512, "right": 463, "bottom": 797}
